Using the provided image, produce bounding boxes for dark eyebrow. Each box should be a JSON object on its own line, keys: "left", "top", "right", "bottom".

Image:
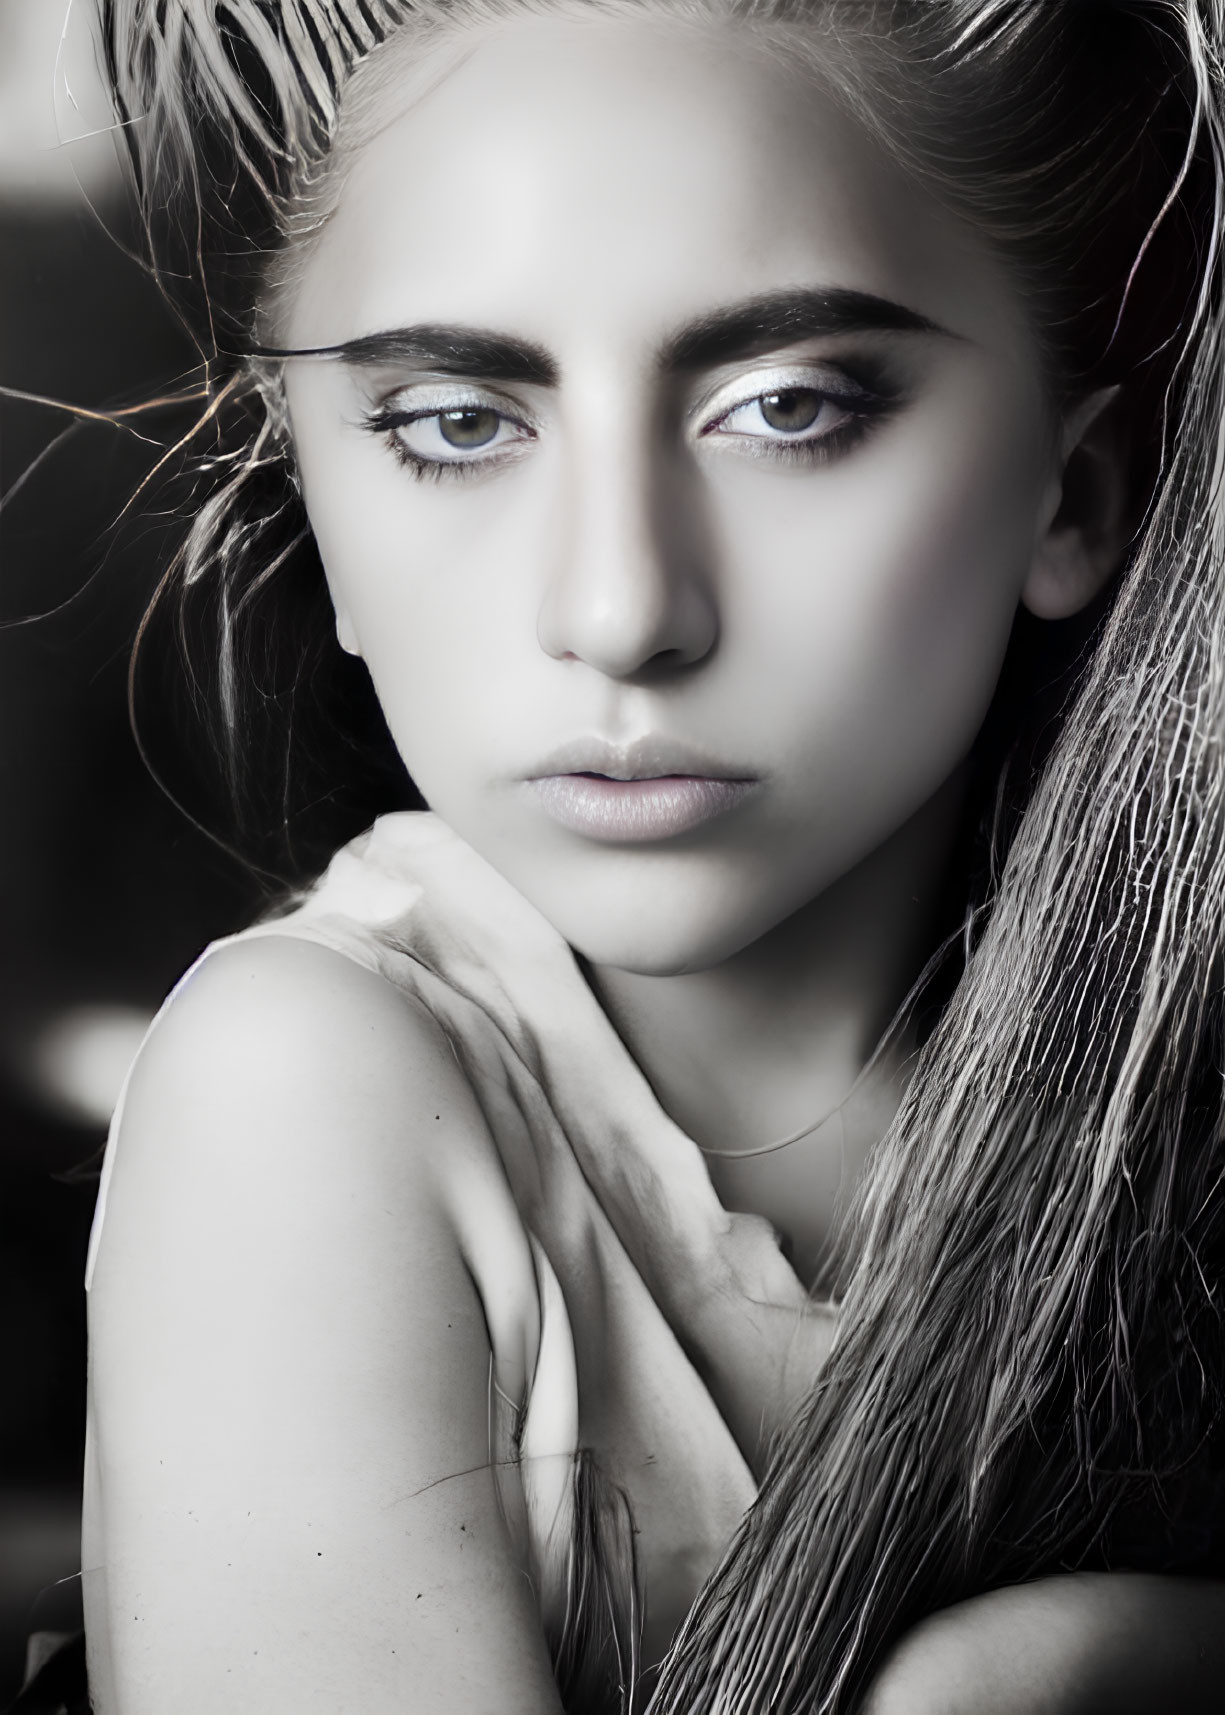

{"left": 254, "top": 324, "right": 558, "bottom": 386}
{"left": 661, "top": 287, "right": 949, "bottom": 371}
{"left": 252, "top": 287, "right": 945, "bottom": 386}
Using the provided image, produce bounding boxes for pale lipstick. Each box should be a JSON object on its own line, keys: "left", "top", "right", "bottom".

{"left": 530, "top": 774, "right": 753, "bottom": 840}
{"left": 524, "top": 736, "right": 758, "bottom": 843}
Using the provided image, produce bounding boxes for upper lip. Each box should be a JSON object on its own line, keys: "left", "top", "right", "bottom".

{"left": 525, "top": 734, "right": 757, "bottom": 782}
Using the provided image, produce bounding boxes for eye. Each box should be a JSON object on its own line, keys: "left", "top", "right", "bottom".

{"left": 383, "top": 405, "right": 526, "bottom": 462}
{"left": 715, "top": 387, "right": 853, "bottom": 442}
{"left": 362, "top": 391, "right": 535, "bottom": 477}
{"left": 697, "top": 361, "right": 902, "bottom": 465}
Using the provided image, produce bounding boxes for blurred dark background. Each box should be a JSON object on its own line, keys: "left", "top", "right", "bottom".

{"left": 0, "top": 2, "right": 261, "bottom": 1694}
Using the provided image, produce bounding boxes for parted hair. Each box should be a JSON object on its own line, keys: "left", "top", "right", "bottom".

{"left": 102, "top": 3, "right": 1225, "bottom": 1712}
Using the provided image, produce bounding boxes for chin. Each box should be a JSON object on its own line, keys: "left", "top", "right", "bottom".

{"left": 561, "top": 926, "right": 725, "bottom": 978}
{"left": 505, "top": 854, "right": 798, "bottom": 977}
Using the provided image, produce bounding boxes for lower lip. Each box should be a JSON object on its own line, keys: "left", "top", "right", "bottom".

{"left": 527, "top": 774, "right": 755, "bottom": 842}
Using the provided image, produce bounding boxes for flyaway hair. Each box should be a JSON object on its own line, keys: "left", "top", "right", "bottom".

{"left": 99, "top": 2, "right": 1225, "bottom": 1711}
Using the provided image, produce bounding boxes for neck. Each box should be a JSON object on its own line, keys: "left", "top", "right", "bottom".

{"left": 585, "top": 769, "right": 967, "bottom": 1285}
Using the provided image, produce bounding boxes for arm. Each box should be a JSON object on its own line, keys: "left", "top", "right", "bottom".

{"left": 863, "top": 1571, "right": 1225, "bottom": 1715}
{"left": 84, "top": 934, "right": 564, "bottom": 1715}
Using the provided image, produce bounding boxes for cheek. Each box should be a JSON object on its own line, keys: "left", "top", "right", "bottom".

{"left": 852, "top": 438, "right": 1037, "bottom": 729}
{"left": 340, "top": 562, "right": 518, "bottom": 802}
{"left": 712, "top": 387, "right": 1047, "bottom": 830}
{"left": 293, "top": 412, "right": 545, "bottom": 789}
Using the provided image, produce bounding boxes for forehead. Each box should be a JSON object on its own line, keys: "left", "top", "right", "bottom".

{"left": 287, "top": 12, "right": 1026, "bottom": 361}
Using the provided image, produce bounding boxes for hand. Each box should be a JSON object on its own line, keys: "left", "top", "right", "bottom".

{"left": 297, "top": 813, "right": 838, "bottom": 1475}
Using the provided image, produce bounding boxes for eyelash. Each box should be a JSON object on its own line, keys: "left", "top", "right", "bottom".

{"left": 359, "top": 404, "right": 535, "bottom": 482}
{"left": 703, "top": 389, "right": 896, "bottom": 467}
{"left": 361, "top": 369, "right": 901, "bottom": 482}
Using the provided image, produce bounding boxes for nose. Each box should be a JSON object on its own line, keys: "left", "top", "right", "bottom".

{"left": 536, "top": 428, "right": 718, "bottom": 678}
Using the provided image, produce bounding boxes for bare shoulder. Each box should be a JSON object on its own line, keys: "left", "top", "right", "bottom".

{"left": 88, "top": 926, "right": 503, "bottom": 1377}
{"left": 85, "top": 933, "right": 561, "bottom": 1713}
{"left": 125, "top": 929, "right": 468, "bottom": 1138}
{"left": 94, "top": 930, "right": 488, "bottom": 1257}
{"left": 86, "top": 925, "right": 524, "bottom": 1380}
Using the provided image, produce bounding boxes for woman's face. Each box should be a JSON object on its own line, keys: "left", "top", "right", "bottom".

{"left": 284, "top": 13, "right": 1062, "bottom": 975}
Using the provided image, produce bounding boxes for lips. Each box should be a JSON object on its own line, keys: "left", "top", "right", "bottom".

{"left": 528, "top": 773, "right": 754, "bottom": 840}
{"left": 524, "top": 735, "right": 759, "bottom": 842}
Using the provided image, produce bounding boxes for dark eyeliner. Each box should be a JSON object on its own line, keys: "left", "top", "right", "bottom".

{"left": 358, "top": 399, "right": 535, "bottom": 482}
{"left": 706, "top": 349, "right": 913, "bottom": 465}
{"left": 361, "top": 406, "right": 452, "bottom": 481}
{"left": 749, "top": 408, "right": 892, "bottom": 467}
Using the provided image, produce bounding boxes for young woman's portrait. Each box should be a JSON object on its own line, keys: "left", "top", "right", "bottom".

{"left": 4, "top": 1, "right": 1225, "bottom": 1711}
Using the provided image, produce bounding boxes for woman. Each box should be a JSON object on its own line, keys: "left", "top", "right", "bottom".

{"left": 54, "top": 0, "right": 1225, "bottom": 1711}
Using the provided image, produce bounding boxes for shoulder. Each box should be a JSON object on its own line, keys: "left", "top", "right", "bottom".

{"left": 138, "top": 928, "right": 455, "bottom": 1105}
{"left": 86, "top": 926, "right": 543, "bottom": 1461}
{"left": 120, "top": 928, "right": 480, "bottom": 1165}
{"left": 83, "top": 930, "right": 564, "bottom": 1711}
{"left": 88, "top": 930, "right": 515, "bottom": 1307}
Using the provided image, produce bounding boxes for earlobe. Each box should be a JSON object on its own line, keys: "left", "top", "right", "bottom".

{"left": 1021, "top": 385, "right": 1131, "bottom": 621}
{"left": 336, "top": 611, "right": 362, "bottom": 657}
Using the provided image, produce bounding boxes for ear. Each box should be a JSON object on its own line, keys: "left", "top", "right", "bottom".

{"left": 335, "top": 610, "right": 362, "bottom": 657}
{"left": 1021, "top": 386, "right": 1131, "bottom": 621}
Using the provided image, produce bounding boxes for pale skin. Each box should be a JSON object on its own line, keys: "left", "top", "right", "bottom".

{"left": 84, "top": 12, "right": 1225, "bottom": 1713}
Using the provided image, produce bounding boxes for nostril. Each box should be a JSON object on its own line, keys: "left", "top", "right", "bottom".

{"left": 535, "top": 502, "right": 719, "bottom": 675}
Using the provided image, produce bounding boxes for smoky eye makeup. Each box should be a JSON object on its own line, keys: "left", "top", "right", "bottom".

{"left": 357, "top": 378, "right": 540, "bottom": 481}
{"left": 692, "top": 353, "right": 910, "bottom": 466}
{"left": 354, "top": 348, "right": 912, "bottom": 481}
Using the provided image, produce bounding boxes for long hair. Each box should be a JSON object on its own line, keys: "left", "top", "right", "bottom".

{"left": 101, "top": 3, "right": 1225, "bottom": 1711}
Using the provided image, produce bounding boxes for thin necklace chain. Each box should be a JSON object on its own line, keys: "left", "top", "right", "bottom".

{"left": 696, "top": 1049, "right": 876, "bottom": 1160}
{"left": 695, "top": 991, "right": 924, "bottom": 1162}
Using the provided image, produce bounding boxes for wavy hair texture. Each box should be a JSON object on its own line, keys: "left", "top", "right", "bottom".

{"left": 100, "top": 2, "right": 1225, "bottom": 1711}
